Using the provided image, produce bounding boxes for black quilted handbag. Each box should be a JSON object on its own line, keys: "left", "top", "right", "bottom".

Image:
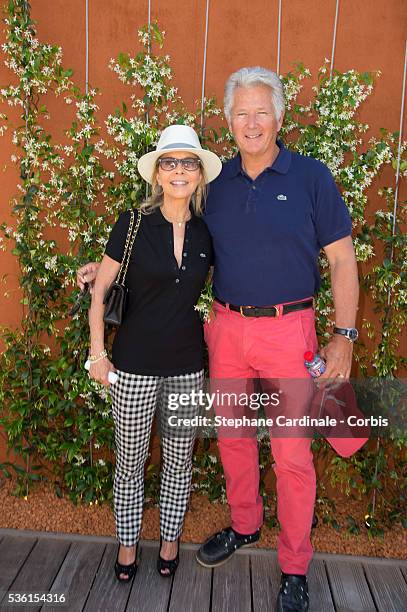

{"left": 103, "top": 209, "right": 141, "bottom": 326}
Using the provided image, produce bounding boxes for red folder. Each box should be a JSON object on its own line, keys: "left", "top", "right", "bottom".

{"left": 310, "top": 381, "right": 370, "bottom": 457}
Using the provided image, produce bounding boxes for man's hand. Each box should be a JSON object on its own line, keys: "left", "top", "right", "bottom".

{"left": 320, "top": 236, "right": 358, "bottom": 386}
{"left": 77, "top": 262, "right": 100, "bottom": 292}
{"left": 319, "top": 335, "right": 353, "bottom": 382}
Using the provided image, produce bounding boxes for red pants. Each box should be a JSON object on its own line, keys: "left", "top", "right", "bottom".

{"left": 204, "top": 300, "right": 317, "bottom": 574}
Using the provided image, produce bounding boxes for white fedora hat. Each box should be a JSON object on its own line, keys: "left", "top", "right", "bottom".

{"left": 137, "top": 124, "right": 222, "bottom": 184}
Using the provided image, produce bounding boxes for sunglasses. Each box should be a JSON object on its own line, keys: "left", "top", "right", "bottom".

{"left": 157, "top": 157, "right": 201, "bottom": 171}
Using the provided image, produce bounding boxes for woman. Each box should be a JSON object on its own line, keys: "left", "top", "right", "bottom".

{"left": 86, "top": 124, "right": 221, "bottom": 581}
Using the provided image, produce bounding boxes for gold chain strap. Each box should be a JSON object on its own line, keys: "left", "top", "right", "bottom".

{"left": 116, "top": 210, "right": 141, "bottom": 284}
{"left": 116, "top": 210, "right": 134, "bottom": 284}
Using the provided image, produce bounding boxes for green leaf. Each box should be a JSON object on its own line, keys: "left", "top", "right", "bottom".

{"left": 82, "top": 144, "right": 94, "bottom": 156}
{"left": 118, "top": 52, "right": 129, "bottom": 67}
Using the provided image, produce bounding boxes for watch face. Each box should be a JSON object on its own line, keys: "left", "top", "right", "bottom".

{"left": 334, "top": 327, "right": 359, "bottom": 341}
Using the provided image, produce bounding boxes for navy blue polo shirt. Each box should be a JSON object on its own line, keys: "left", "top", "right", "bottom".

{"left": 204, "top": 140, "right": 352, "bottom": 306}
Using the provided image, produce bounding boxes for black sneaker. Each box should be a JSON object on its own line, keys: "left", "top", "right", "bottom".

{"left": 276, "top": 573, "right": 309, "bottom": 611}
{"left": 196, "top": 526, "right": 260, "bottom": 568}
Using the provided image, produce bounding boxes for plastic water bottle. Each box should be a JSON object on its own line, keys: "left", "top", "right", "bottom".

{"left": 84, "top": 360, "right": 118, "bottom": 384}
{"left": 304, "top": 351, "right": 326, "bottom": 378}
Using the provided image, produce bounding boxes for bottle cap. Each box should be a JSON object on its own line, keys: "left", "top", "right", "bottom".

{"left": 304, "top": 351, "right": 314, "bottom": 361}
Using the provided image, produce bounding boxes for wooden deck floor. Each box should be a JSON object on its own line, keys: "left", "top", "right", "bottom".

{"left": 0, "top": 529, "right": 406, "bottom": 611}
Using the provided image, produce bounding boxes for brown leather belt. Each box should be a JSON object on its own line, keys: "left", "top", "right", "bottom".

{"left": 215, "top": 298, "right": 313, "bottom": 318}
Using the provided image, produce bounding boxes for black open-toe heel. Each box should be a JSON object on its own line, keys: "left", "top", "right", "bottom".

{"left": 157, "top": 537, "right": 180, "bottom": 577}
{"left": 115, "top": 544, "right": 138, "bottom": 582}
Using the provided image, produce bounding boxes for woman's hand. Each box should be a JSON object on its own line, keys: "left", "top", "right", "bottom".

{"left": 88, "top": 255, "right": 120, "bottom": 388}
{"left": 89, "top": 357, "right": 116, "bottom": 387}
{"left": 77, "top": 262, "right": 100, "bottom": 293}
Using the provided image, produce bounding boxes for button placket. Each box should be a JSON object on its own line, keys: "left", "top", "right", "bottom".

{"left": 180, "top": 222, "right": 189, "bottom": 271}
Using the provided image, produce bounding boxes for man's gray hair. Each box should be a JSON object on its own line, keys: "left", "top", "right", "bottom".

{"left": 224, "top": 66, "right": 285, "bottom": 124}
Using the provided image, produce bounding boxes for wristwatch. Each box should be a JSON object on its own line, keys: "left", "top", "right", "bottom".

{"left": 333, "top": 326, "right": 359, "bottom": 342}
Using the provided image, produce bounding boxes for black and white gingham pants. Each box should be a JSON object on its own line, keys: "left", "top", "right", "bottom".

{"left": 110, "top": 369, "right": 204, "bottom": 546}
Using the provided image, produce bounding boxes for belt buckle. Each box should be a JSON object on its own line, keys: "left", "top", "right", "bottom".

{"left": 239, "top": 305, "right": 280, "bottom": 317}
{"left": 271, "top": 305, "right": 280, "bottom": 317}
{"left": 240, "top": 305, "right": 254, "bottom": 318}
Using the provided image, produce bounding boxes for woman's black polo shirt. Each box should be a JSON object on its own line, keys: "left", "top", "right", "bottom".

{"left": 104, "top": 208, "right": 212, "bottom": 376}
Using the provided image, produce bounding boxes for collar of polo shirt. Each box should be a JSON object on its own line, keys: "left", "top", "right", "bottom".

{"left": 224, "top": 139, "right": 292, "bottom": 179}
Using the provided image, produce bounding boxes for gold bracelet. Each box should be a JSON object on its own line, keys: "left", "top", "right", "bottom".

{"left": 89, "top": 349, "right": 107, "bottom": 362}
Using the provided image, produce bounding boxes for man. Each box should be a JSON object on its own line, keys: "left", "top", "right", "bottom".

{"left": 78, "top": 67, "right": 359, "bottom": 611}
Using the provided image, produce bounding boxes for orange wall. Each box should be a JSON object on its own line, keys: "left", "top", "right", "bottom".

{"left": 1, "top": 1, "right": 406, "bottom": 328}
{"left": 0, "top": 0, "right": 405, "bottom": 461}
{"left": 0, "top": 1, "right": 406, "bottom": 465}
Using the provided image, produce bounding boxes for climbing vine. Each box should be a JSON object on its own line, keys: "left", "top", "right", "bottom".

{"left": 0, "top": 1, "right": 405, "bottom": 533}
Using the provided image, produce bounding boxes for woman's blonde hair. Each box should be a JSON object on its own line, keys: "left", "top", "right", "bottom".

{"left": 139, "top": 164, "right": 208, "bottom": 216}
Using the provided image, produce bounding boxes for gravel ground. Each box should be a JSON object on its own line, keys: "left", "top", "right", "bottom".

{"left": 0, "top": 477, "right": 405, "bottom": 559}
